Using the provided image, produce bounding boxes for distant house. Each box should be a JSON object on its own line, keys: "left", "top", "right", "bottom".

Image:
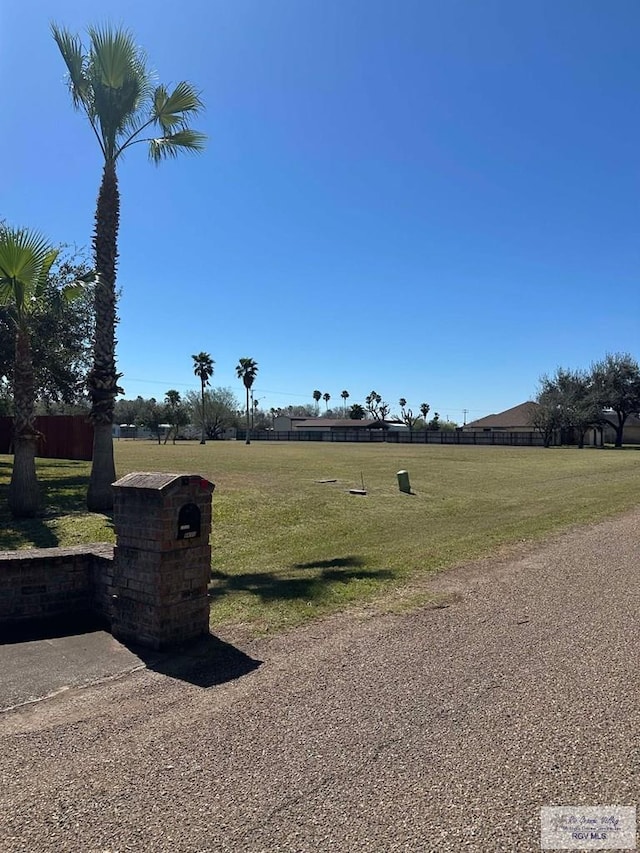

{"left": 462, "top": 402, "right": 539, "bottom": 433}
{"left": 274, "top": 416, "right": 378, "bottom": 432}
{"left": 463, "top": 402, "right": 640, "bottom": 446}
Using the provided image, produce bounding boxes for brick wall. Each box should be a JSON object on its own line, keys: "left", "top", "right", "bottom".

{"left": 0, "top": 544, "right": 114, "bottom": 628}
{"left": 1, "top": 472, "right": 214, "bottom": 649}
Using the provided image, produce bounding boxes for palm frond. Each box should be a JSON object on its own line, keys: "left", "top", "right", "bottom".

{"left": 51, "top": 24, "right": 92, "bottom": 112}
{"left": 153, "top": 81, "right": 204, "bottom": 131}
{"left": 81, "top": 24, "right": 153, "bottom": 159}
{"left": 87, "top": 24, "right": 141, "bottom": 89}
{"left": 148, "top": 129, "right": 207, "bottom": 163}
{"left": 0, "top": 229, "right": 58, "bottom": 316}
{"left": 59, "top": 268, "right": 97, "bottom": 303}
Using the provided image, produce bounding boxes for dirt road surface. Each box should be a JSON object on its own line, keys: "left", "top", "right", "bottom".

{"left": 1, "top": 510, "right": 638, "bottom": 852}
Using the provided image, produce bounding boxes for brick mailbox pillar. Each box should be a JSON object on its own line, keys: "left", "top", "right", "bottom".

{"left": 111, "top": 472, "right": 215, "bottom": 650}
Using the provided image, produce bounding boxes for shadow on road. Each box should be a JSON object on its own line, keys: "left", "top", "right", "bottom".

{"left": 132, "top": 633, "right": 262, "bottom": 689}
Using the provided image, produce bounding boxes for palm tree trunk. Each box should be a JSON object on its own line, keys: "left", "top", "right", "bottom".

{"left": 200, "top": 381, "right": 206, "bottom": 444}
{"left": 8, "top": 325, "right": 41, "bottom": 517}
{"left": 245, "top": 387, "right": 251, "bottom": 444}
{"left": 87, "top": 161, "right": 120, "bottom": 512}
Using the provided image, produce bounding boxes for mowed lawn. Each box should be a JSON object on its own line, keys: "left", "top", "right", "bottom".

{"left": 1, "top": 441, "right": 639, "bottom": 632}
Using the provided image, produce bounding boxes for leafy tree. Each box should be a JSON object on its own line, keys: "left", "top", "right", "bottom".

{"left": 313, "top": 389, "right": 321, "bottom": 414}
{"left": 138, "top": 397, "right": 166, "bottom": 444}
{"left": 419, "top": 402, "right": 430, "bottom": 424}
{"left": 281, "top": 404, "right": 317, "bottom": 417}
{"left": 0, "top": 379, "right": 11, "bottom": 417}
{"left": 322, "top": 392, "right": 331, "bottom": 411}
{"left": 0, "top": 228, "right": 83, "bottom": 516}
{"left": 399, "top": 398, "right": 419, "bottom": 433}
{"left": 427, "top": 412, "right": 441, "bottom": 431}
{"left": 113, "top": 396, "right": 146, "bottom": 428}
{"left": 164, "top": 389, "right": 188, "bottom": 444}
{"left": 52, "top": 23, "right": 206, "bottom": 511}
{"left": 349, "top": 403, "right": 366, "bottom": 420}
{"left": 537, "top": 368, "right": 600, "bottom": 448}
{"left": 184, "top": 387, "right": 240, "bottom": 439}
{"left": 529, "top": 399, "right": 561, "bottom": 448}
{"left": 192, "top": 352, "right": 214, "bottom": 444}
{"left": 236, "top": 357, "right": 258, "bottom": 444}
{"left": 591, "top": 352, "right": 640, "bottom": 447}
{"left": 340, "top": 389, "right": 349, "bottom": 415}
{"left": 0, "top": 248, "right": 94, "bottom": 409}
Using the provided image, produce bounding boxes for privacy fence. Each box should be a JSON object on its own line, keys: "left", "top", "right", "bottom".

{"left": 0, "top": 415, "right": 93, "bottom": 460}
{"left": 237, "top": 429, "right": 546, "bottom": 447}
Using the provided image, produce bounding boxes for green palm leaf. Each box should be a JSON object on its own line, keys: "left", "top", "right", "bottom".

{"left": 51, "top": 25, "right": 91, "bottom": 111}
{"left": 149, "top": 129, "right": 208, "bottom": 163}
{"left": 153, "top": 81, "right": 204, "bottom": 131}
{"left": 0, "top": 230, "right": 58, "bottom": 314}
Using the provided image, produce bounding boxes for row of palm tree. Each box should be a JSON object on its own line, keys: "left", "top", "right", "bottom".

{"left": 192, "top": 354, "right": 258, "bottom": 445}
{"left": 312, "top": 389, "right": 351, "bottom": 415}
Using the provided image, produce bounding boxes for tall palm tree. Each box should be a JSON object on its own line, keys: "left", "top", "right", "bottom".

{"left": 341, "top": 389, "right": 349, "bottom": 416}
{"left": 52, "top": 23, "right": 206, "bottom": 511}
{"left": 0, "top": 228, "right": 80, "bottom": 516}
{"left": 192, "top": 353, "right": 214, "bottom": 444}
{"left": 312, "top": 389, "right": 321, "bottom": 414}
{"left": 323, "top": 392, "right": 331, "bottom": 411}
{"left": 236, "top": 358, "right": 258, "bottom": 444}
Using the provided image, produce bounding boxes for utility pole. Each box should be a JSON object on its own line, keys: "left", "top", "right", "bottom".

{"left": 463, "top": 408, "right": 468, "bottom": 425}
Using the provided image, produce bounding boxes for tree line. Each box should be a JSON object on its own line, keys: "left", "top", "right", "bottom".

{"left": 533, "top": 353, "right": 640, "bottom": 448}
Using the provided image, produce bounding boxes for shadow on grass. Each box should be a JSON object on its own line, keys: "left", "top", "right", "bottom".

{"left": 210, "top": 555, "right": 395, "bottom": 603}
{"left": 0, "top": 517, "right": 60, "bottom": 550}
{"left": 0, "top": 461, "right": 108, "bottom": 550}
{"left": 293, "top": 556, "right": 366, "bottom": 569}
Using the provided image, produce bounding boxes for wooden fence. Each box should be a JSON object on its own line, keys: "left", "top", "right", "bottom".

{"left": 0, "top": 415, "right": 94, "bottom": 461}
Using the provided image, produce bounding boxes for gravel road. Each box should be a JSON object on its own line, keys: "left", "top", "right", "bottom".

{"left": 1, "top": 509, "right": 639, "bottom": 853}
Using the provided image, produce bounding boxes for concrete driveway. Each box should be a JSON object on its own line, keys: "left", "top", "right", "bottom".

{"left": 1, "top": 509, "right": 638, "bottom": 852}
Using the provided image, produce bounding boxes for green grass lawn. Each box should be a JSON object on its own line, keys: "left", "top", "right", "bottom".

{"left": 1, "top": 441, "right": 639, "bottom": 633}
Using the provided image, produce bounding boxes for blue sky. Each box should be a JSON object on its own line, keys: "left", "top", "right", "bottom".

{"left": 2, "top": 0, "right": 638, "bottom": 423}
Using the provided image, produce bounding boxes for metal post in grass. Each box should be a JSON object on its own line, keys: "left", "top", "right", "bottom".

{"left": 397, "top": 470, "right": 411, "bottom": 494}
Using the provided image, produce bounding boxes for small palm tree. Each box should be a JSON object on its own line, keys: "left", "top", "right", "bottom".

{"left": 323, "top": 392, "right": 331, "bottom": 411}
{"left": 164, "top": 389, "right": 183, "bottom": 444}
{"left": 192, "top": 353, "right": 214, "bottom": 443}
{"left": 341, "top": 389, "right": 349, "bottom": 415}
{"left": 0, "top": 228, "right": 82, "bottom": 516}
{"left": 312, "top": 389, "right": 322, "bottom": 414}
{"left": 52, "top": 23, "right": 206, "bottom": 511}
{"left": 420, "top": 402, "right": 430, "bottom": 424}
{"left": 236, "top": 358, "right": 259, "bottom": 444}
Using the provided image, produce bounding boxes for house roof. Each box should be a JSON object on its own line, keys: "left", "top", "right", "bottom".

{"left": 465, "top": 401, "right": 538, "bottom": 429}
{"left": 291, "top": 418, "right": 378, "bottom": 429}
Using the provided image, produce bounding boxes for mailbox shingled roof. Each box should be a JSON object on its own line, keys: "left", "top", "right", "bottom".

{"left": 112, "top": 472, "right": 213, "bottom": 493}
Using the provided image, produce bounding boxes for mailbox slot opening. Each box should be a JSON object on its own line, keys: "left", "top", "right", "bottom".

{"left": 177, "top": 502, "right": 201, "bottom": 540}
